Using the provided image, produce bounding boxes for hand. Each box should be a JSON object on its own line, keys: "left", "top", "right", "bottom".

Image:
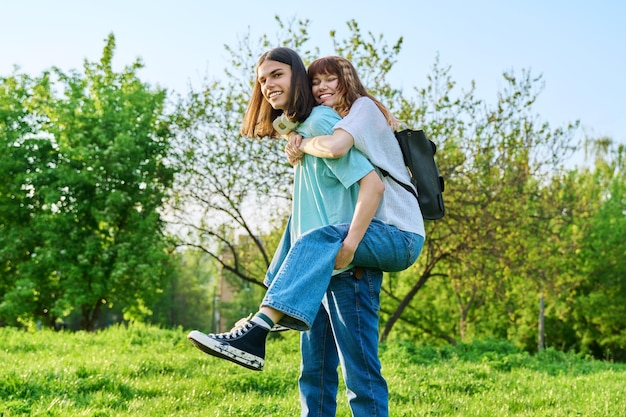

{"left": 334, "top": 241, "right": 357, "bottom": 269}
{"left": 285, "top": 131, "right": 303, "bottom": 148}
{"left": 285, "top": 142, "right": 303, "bottom": 165}
{"left": 284, "top": 132, "right": 304, "bottom": 165}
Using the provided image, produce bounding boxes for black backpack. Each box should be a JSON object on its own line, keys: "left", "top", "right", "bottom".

{"left": 378, "top": 129, "right": 445, "bottom": 220}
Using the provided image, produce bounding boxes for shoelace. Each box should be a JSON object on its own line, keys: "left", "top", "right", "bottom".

{"left": 230, "top": 314, "right": 253, "bottom": 332}
{"left": 212, "top": 321, "right": 253, "bottom": 340}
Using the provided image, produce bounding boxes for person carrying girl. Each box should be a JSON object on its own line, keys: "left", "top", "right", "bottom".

{"left": 288, "top": 55, "right": 428, "bottom": 416}
{"left": 188, "top": 49, "right": 424, "bottom": 416}
{"left": 188, "top": 46, "right": 386, "bottom": 406}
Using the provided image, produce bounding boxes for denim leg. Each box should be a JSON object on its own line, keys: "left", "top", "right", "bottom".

{"left": 261, "top": 226, "right": 344, "bottom": 330}
{"left": 262, "top": 219, "right": 424, "bottom": 330}
{"left": 299, "top": 305, "right": 340, "bottom": 417}
{"left": 264, "top": 217, "right": 292, "bottom": 287}
{"left": 350, "top": 218, "right": 424, "bottom": 272}
{"left": 325, "top": 268, "right": 388, "bottom": 417}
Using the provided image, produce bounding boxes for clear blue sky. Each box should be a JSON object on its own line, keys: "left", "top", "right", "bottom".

{"left": 2, "top": 0, "right": 624, "bottom": 163}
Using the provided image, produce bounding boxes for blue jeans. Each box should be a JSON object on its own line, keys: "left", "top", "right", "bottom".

{"left": 299, "top": 268, "right": 388, "bottom": 417}
{"left": 263, "top": 218, "right": 424, "bottom": 330}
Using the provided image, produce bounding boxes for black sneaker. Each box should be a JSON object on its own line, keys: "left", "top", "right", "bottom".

{"left": 187, "top": 321, "right": 268, "bottom": 371}
{"left": 233, "top": 314, "right": 291, "bottom": 333}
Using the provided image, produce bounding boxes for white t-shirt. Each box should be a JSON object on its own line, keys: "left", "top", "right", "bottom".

{"left": 334, "top": 97, "right": 425, "bottom": 237}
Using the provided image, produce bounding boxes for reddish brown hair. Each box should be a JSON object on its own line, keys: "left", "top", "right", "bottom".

{"left": 307, "top": 56, "right": 399, "bottom": 130}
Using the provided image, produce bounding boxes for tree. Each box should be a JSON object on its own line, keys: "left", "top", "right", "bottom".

{"left": 0, "top": 73, "right": 60, "bottom": 326}
{"left": 572, "top": 140, "right": 626, "bottom": 360}
{"left": 0, "top": 34, "right": 175, "bottom": 330}
{"left": 379, "top": 63, "right": 580, "bottom": 345}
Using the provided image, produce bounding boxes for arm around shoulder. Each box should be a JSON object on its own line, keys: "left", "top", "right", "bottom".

{"left": 300, "top": 128, "right": 355, "bottom": 159}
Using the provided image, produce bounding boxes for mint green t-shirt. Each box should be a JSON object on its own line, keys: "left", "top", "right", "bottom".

{"left": 290, "top": 105, "right": 375, "bottom": 241}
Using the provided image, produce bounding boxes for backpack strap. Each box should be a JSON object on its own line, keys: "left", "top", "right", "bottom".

{"left": 377, "top": 166, "right": 418, "bottom": 200}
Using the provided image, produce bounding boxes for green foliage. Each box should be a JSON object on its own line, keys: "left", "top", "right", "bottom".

{"left": 1, "top": 325, "right": 625, "bottom": 416}
{"left": 0, "top": 73, "right": 60, "bottom": 327}
{"left": 0, "top": 34, "right": 175, "bottom": 330}
{"left": 572, "top": 143, "right": 626, "bottom": 360}
{"left": 148, "top": 249, "right": 218, "bottom": 331}
{"left": 379, "top": 61, "right": 583, "bottom": 349}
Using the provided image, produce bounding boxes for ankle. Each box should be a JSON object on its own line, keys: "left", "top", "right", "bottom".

{"left": 252, "top": 313, "right": 274, "bottom": 330}
{"left": 259, "top": 307, "right": 284, "bottom": 324}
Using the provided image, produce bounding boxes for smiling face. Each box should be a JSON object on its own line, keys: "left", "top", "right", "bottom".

{"left": 257, "top": 59, "right": 292, "bottom": 111}
{"left": 311, "top": 72, "right": 340, "bottom": 108}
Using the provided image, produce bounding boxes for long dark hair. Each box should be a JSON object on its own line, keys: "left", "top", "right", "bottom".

{"left": 241, "top": 47, "right": 316, "bottom": 138}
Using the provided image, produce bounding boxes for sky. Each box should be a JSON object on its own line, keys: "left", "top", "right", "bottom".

{"left": 2, "top": 0, "right": 624, "bottom": 166}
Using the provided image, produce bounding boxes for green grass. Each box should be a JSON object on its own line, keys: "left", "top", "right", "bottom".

{"left": 1, "top": 324, "right": 625, "bottom": 416}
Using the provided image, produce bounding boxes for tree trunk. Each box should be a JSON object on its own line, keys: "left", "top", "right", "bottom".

{"left": 81, "top": 302, "right": 102, "bottom": 331}
{"left": 380, "top": 272, "right": 431, "bottom": 343}
{"left": 538, "top": 291, "right": 545, "bottom": 352}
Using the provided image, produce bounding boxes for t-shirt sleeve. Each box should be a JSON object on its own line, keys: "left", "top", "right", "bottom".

{"left": 334, "top": 98, "right": 388, "bottom": 151}
{"left": 324, "top": 147, "right": 374, "bottom": 189}
{"left": 297, "top": 106, "right": 341, "bottom": 137}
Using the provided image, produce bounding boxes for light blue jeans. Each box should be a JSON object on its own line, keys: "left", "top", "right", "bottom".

{"left": 299, "top": 267, "right": 388, "bottom": 417}
{"left": 263, "top": 218, "right": 424, "bottom": 330}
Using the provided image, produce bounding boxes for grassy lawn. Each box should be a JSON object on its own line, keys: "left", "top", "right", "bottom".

{"left": 1, "top": 324, "right": 624, "bottom": 416}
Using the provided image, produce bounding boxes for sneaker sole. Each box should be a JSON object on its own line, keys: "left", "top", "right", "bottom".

{"left": 187, "top": 330, "right": 264, "bottom": 371}
{"left": 271, "top": 324, "right": 290, "bottom": 332}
